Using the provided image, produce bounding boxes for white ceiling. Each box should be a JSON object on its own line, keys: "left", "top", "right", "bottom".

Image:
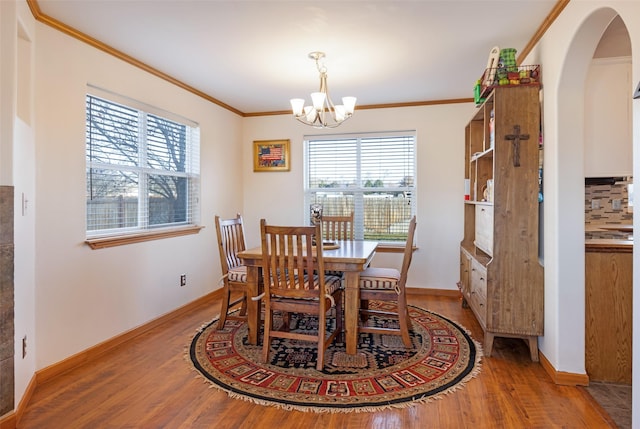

{"left": 36, "top": 0, "right": 560, "bottom": 115}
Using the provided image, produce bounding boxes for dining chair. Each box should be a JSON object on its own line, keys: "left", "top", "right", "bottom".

{"left": 260, "top": 219, "right": 343, "bottom": 370}
{"left": 215, "top": 213, "right": 249, "bottom": 330}
{"left": 320, "top": 212, "right": 354, "bottom": 277}
{"left": 358, "top": 215, "right": 417, "bottom": 348}
{"left": 321, "top": 212, "right": 354, "bottom": 241}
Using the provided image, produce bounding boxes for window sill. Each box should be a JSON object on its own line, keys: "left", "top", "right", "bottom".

{"left": 85, "top": 225, "right": 204, "bottom": 249}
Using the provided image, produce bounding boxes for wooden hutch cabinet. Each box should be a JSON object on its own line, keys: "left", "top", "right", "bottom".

{"left": 458, "top": 85, "right": 544, "bottom": 361}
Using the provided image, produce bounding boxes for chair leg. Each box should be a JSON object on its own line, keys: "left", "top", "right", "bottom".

{"left": 336, "top": 290, "right": 343, "bottom": 335}
{"left": 238, "top": 292, "right": 248, "bottom": 316}
{"left": 262, "top": 306, "right": 273, "bottom": 364}
{"left": 316, "top": 312, "right": 327, "bottom": 371}
{"left": 397, "top": 293, "right": 412, "bottom": 348}
{"left": 360, "top": 299, "right": 369, "bottom": 322}
{"left": 281, "top": 311, "right": 291, "bottom": 331}
{"left": 217, "top": 285, "right": 231, "bottom": 330}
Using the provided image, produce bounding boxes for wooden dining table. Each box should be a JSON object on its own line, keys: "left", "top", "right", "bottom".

{"left": 237, "top": 239, "right": 378, "bottom": 355}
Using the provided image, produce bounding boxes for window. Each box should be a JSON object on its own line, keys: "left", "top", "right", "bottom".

{"left": 304, "top": 132, "right": 416, "bottom": 244}
{"left": 86, "top": 91, "right": 200, "bottom": 238}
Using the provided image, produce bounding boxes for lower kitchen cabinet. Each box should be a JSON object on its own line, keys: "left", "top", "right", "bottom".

{"left": 585, "top": 243, "right": 632, "bottom": 384}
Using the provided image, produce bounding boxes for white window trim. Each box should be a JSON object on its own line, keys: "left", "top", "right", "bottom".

{"left": 304, "top": 130, "right": 417, "bottom": 245}
{"left": 85, "top": 86, "right": 201, "bottom": 245}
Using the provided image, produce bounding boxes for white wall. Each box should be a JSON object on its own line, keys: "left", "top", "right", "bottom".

{"left": 10, "top": 0, "right": 37, "bottom": 409}
{"left": 584, "top": 56, "right": 632, "bottom": 177}
{"left": 522, "top": 0, "right": 640, "bottom": 424}
{"left": 0, "top": 1, "right": 16, "bottom": 185}
{"left": 31, "top": 22, "right": 244, "bottom": 371}
{"left": 242, "top": 103, "right": 474, "bottom": 291}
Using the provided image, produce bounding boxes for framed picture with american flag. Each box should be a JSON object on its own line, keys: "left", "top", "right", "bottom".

{"left": 253, "top": 139, "right": 290, "bottom": 172}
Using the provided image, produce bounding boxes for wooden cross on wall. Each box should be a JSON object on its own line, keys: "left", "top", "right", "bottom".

{"left": 504, "top": 125, "right": 529, "bottom": 167}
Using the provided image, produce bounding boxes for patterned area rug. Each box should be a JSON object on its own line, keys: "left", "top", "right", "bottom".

{"left": 188, "top": 301, "right": 482, "bottom": 413}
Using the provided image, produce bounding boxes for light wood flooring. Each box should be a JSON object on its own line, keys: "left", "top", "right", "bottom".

{"left": 17, "top": 293, "right": 616, "bottom": 428}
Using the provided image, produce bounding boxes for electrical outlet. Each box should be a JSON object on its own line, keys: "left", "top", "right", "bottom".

{"left": 22, "top": 335, "right": 27, "bottom": 359}
{"left": 591, "top": 199, "right": 600, "bottom": 210}
{"left": 612, "top": 199, "right": 622, "bottom": 210}
{"left": 180, "top": 274, "right": 187, "bottom": 287}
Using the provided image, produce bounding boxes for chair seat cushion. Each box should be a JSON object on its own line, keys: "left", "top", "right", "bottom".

{"left": 228, "top": 265, "right": 247, "bottom": 283}
{"left": 318, "top": 275, "right": 343, "bottom": 295}
{"left": 271, "top": 274, "right": 342, "bottom": 297}
{"left": 359, "top": 267, "right": 401, "bottom": 290}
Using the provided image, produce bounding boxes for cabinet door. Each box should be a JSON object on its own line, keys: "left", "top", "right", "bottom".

{"left": 470, "top": 258, "right": 487, "bottom": 327}
{"left": 585, "top": 250, "right": 632, "bottom": 383}
{"left": 459, "top": 249, "right": 471, "bottom": 297}
{"left": 475, "top": 204, "right": 493, "bottom": 256}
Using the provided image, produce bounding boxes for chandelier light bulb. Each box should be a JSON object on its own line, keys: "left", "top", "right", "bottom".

{"left": 304, "top": 106, "right": 316, "bottom": 122}
{"left": 290, "top": 98, "right": 305, "bottom": 116}
{"left": 342, "top": 96, "right": 357, "bottom": 114}
{"left": 311, "top": 92, "right": 326, "bottom": 110}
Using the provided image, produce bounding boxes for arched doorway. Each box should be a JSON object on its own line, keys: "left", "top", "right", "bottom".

{"left": 556, "top": 7, "right": 632, "bottom": 425}
{"left": 582, "top": 14, "right": 633, "bottom": 425}
{"left": 553, "top": 7, "right": 620, "bottom": 373}
{"left": 584, "top": 16, "right": 632, "bottom": 384}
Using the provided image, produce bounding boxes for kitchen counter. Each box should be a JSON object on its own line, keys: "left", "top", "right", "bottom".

{"left": 585, "top": 223, "right": 632, "bottom": 233}
{"left": 585, "top": 239, "right": 632, "bottom": 252}
{"left": 585, "top": 223, "right": 632, "bottom": 251}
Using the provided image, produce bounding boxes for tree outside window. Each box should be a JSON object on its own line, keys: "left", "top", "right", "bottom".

{"left": 86, "top": 94, "right": 200, "bottom": 237}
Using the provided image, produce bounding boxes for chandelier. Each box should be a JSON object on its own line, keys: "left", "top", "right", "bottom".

{"left": 290, "top": 52, "right": 356, "bottom": 129}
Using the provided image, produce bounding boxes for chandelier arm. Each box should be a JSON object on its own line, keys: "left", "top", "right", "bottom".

{"left": 318, "top": 71, "right": 329, "bottom": 126}
{"left": 294, "top": 115, "right": 342, "bottom": 129}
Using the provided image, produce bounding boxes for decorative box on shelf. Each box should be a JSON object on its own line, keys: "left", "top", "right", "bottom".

{"left": 476, "top": 65, "right": 541, "bottom": 102}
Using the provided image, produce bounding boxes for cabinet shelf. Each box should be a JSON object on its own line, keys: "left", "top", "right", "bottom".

{"left": 459, "top": 85, "right": 544, "bottom": 362}
{"left": 465, "top": 200, "right": 493, "bottom": 206}
{"left": 471, "top": 147, "right": 494, "bottom": 162}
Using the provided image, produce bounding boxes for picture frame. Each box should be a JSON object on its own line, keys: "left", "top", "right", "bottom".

{"left": 253, "top": 139, "right": 290, "bottom": 172}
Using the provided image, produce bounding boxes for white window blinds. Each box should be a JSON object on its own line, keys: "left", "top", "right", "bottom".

{"left": 86, "top": 93, "right": 200, "bottom": 237}
{"left": 305, "top": 132, "right": 416, "bottom": 243}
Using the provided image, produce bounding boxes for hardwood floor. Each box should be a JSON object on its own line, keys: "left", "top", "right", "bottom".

{"left": 17, "top": 293, "right": 614, "bottom": 428}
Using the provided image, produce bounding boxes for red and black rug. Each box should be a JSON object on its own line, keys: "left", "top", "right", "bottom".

{"left": 188, "top": 301, "right": 482, "bottom": 413}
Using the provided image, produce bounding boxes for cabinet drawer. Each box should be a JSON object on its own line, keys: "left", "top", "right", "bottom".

{"left": 470, "top": 259, "right": 487, "bottom": 324}
{"left": 475, "top": 204, "right": 493, "bottom": 256}
{"left": 470, "top": 259, "right": 487, "bottom": 298}
{"left": 459, "top": 249, "right": 471, "bottom": 296}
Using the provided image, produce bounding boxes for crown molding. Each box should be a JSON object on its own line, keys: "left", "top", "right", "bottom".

{"left": 27, "top": 0, "right": 566, "bottom": 118}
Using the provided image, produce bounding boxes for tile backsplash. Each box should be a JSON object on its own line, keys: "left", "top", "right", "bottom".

{"left": 585, "top": 182, "right": 632, "bottom": 224}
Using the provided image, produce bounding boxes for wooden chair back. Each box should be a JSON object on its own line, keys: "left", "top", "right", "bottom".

{"left": 215, "top": 213, "right": 246, "bottom": 275}
{"left": 260, "top": 221, "right": 327, "bottom": 302}
{"left": 398, "top": 215, "right": 418, "bottom": 288}
{"left": 321, "top": 212, "right": 354, "bottom": 241}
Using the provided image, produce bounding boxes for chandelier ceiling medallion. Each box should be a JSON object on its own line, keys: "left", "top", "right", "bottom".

{"left": 290, "top": 51, "right": 356, "bottom": 129}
